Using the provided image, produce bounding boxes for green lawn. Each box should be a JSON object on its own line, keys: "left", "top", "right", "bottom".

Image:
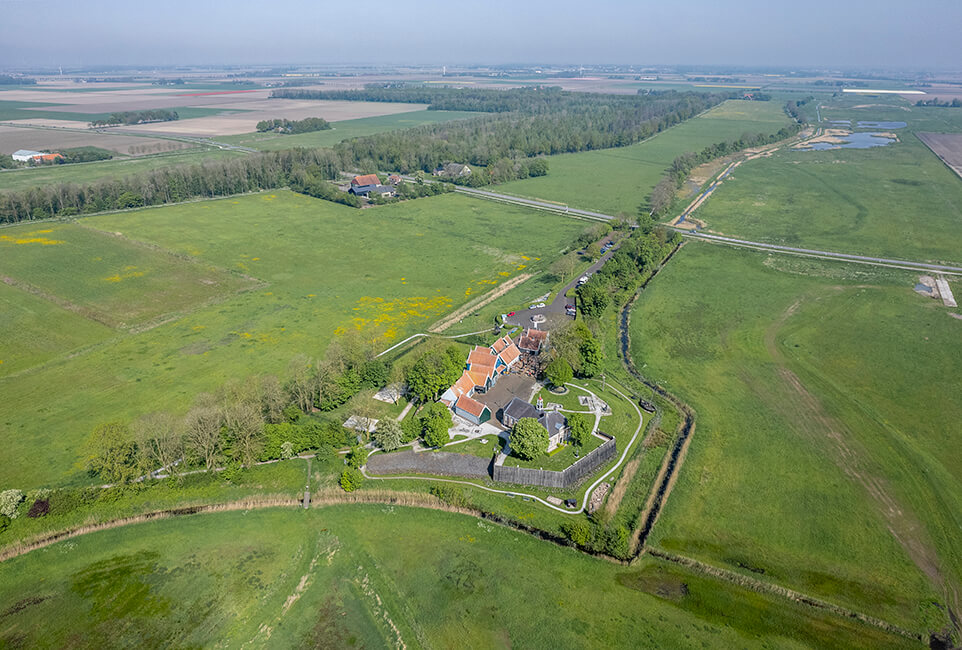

{"left": 0, "top": 506, "right": 916, "bottom": 648}
{"left": 0, "top": 190, "right": 582, "bottom": 489}
{"left": 0, "top": 148, "right": 245, "bottom": 191}
{"left": 0, "top": 222, "right": 255, "bottom": 328}
{"left": 496, "top": 100, "right": 794, "bottom": 215}
{"left": 0, "top": 281, "right": 113, "bottom": 377}
{"left": 631, "top": 242, "right": 960, "bottom": 633}
{"left": 216, "top": 110, "right": 479, "bottom": 150}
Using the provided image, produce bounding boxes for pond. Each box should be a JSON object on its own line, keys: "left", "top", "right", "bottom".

{"left": 797, "top": 131, "right": 897, "bottom": 151}
{"left": 856, "top": 120, "right": 907, "bottom": 129}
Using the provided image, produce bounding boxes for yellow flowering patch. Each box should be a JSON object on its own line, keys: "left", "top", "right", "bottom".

{"left": 192, "top": 325, "right": 206, "bottom": 331}
{"left": 521, "top": 255, "right": 531, "bottom": 261}
{"left": 335, "top": 294, "right": 452, "bottom": 341}
{"left": 0, "top": 234, "right": 64, "bottom": 246}
{"left": 498, "top": 271, "right": 510, "bottom": 277}
{"left": 103, "top": 266, "right": 146, "bottom": 283}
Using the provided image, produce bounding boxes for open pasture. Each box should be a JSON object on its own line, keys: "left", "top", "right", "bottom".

{"left": 0, "top": 222, "right": 255, "bottom": 329}
{"left": 0, "top": 191, "right": 582, "bottom": 488}
{"left": 496, "top": 100, "right": 794, "bottom": 215}
{"left": 0, "top": 281, "right": 113, "bottom": 377}
{"left": 694, "top": 102, "right": 962, "bottom": 264}
{"left": 0, "top": 506, "right": 914, "bottom": 649}
{"left": 631, "top": 242, "right": 961, "bottom": 632}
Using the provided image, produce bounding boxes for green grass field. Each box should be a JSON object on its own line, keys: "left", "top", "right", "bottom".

{"left": 0, "top": 281, "right": 113, "bottom": 377}
{"left": 693, "top": 99, "right": 962, "bottom": 264}
{"left": 630, "top": 242, "right": 961, "bottom": 633}
{"left": 0, "top": 100, "right": 245, "bottom": 124}
{"left": 0, "top": 190, "right": 582, "bottom": 489}
{"left": 0, "top": 222, "right": 255, "bottom": 328}
{"left": 0, "top": 148, "right": 246, "bottom": 191}
{"left": 0, "top": 506, "right": 915, "bottom": 648}
{"left": 496, "top": 100, "right": 794, "bottom": 215}
{"left": 216, "top": 110, "right": 479, "bottom": 150}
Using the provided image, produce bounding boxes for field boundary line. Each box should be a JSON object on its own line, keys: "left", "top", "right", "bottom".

{"left": 428, "top": 272, "right": 534, "bottom": 333}
{"left": 647, "top": 547, "right": 924, "bottom": 643}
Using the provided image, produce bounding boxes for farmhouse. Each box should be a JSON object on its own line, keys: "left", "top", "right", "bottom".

{"left": 12, "top": 149, "right": 42, "bottom": 162}
{"left": 349, "top": 184, "right": 396, "bottom": 198}
{"left": 387, "top": 174, "right": 402, "bottom": 185}
{"left": 351, "top": 174, "right": 381, "bottom": 187}
{"left": 433, "top": 163, "right": 472, "bottom": 178}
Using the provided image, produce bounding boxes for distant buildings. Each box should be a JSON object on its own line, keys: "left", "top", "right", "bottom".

{"left": 440, "top": 335, "right": 522, "bottom": 425}
{"left": 433, "top": 163, "right": 472, "bottom": 178}
{"left": 348, "top": 173, "right": 396, "bottom": 198}
{"left": 11, "top": 150, "right": 63, "bottom": 164}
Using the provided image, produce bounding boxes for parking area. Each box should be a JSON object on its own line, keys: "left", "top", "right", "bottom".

{"left": 474, "top": 372, "right": 540, "bottom": 423}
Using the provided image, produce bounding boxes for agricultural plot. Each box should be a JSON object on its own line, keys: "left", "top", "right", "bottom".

{"left": 917, "top": 131, "right": 962, "bottom": 180}
{"left": 0, "top": 222, "right": 255, "bottom": 329}
{"left": 496, "top": 100, "right": 794, "bottom": 215}
{"left": 631, "top": 242, "right": 962, "bottom": 633}
{"left": 0, "top": 191, "right": 582, "bottom": 488}
{"left": 218, "top": 109, "right": 479, "bottom": 150}
{"left": 0, "top": 148, "right": 246, "bottom": 192}
{"left": 0, "top": 506, "right": 914, "bottom": 649}
{"left": 0, "top": 125, "right": 193, "bottom": 156}
{"left": 692, "top": 121, "right": 962, "bottom": 264}
{"left": 0, "top": 281, "right": 113, "bottom": 377}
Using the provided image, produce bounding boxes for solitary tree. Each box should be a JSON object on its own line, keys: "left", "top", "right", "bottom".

{"left": 340, "top": 467, "right": 364, "bottom": 492}
{"left": 544, "top": 357, "right": 573, "bottom": 388}
{"left": 567, "top": 412, "right": 592, "bottom": 447}
{"left": 420, "top": 402, "right": 453, "bottom": 448}
{"left": 84, "top": 422, "right": 139, "bottom": 484}
{"left": 374, "top": 419, "right": 404, "bottom": 451}
{"left": 510, "top": 418, "right": 549, "bottom": 461}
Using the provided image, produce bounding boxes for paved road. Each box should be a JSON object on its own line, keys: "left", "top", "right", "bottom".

{"left": 456, "top": 185, "right": 962, "bottom": 275}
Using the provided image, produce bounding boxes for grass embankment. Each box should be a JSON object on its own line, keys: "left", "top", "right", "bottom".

{"left": 630, "top": 241, "right": 961, "bottom": 633}
{"left": 217, "top": 110, "right": 479, "bottom": 150}
{"left": 496, "top": 100, "right": 794, "bottom": 215}
{"left": 694, "top": 95, "right": 962, "bottom": 264}
{"left": 0, "top": 506, "right": 916, "bottom": 648}
{"left": 0, "top": 190, "right": 581, "bottom": 488}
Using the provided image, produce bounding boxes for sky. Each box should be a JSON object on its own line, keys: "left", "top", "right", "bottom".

{"left": 1, "top": 0, "right": 960, "bottom": 70}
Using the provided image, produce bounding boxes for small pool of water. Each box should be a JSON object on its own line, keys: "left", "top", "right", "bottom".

{"left": 799, "top": 131, "right": 896, "bottom": 151}
{"left": 856, "top": 120, "right": 907, "bottom": 129}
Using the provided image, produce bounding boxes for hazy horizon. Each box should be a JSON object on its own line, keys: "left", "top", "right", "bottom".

{"left": 1, "top": 0, "right": 960, "bottom": 71}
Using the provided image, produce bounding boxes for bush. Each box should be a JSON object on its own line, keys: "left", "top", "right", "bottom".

{"left": 27, "top": 499, "right": 50, "bottom": 518}
{"left": 561, "top": 519, "right": 593, "bottom": 547}
{"left": 0, "top": 489, "right": 24, "bottom": 519}
{"left": 221, "top": 461, "right": 243, "bottom": 483}
{"left": 347, "top": 445, "right": 368, "bottom": 469}
{"left": 340, "top": 467, "right": 364, "bottom": 492}
{"left": 420, "top": 402, "right": 453, "bottom": 448}
{"left": 0, "top": 515, "right": 9, "bottom": 534}
{"left": 430, "top": 484, "right": 468, "bottom": 508}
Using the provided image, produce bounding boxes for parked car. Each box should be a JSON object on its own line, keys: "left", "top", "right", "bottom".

{"left": 577, "top": 276, "right": 589, "bottom": 285}
{"left": 529, "top": 302, "right": 545, "bottom": 309}
{"left": 507, "top": 311, "right": 515, "bottom": 317}
{"left": 564, "top": 499, "right": 577, "bottom": 509}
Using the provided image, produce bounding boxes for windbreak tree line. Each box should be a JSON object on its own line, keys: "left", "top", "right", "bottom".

{"left": 90, "top": 110, "right": 179, "bottom": 127}
{"left": 255, "top": 117, "right": 331, "bottom": 134}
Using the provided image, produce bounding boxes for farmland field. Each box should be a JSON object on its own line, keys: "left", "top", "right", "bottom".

{"left": 0, "top": 222, "right": 256, "bottom": 328}
{"left": 0, "top": 190, "right": 582, "bottom": 488}
{"left": 0, "top": 148, "right": 246, "bottom": 191}
{"left": 496, "top": 100, "right": 794, "bottom": 215}
{"left": 0, "top": 506, "right": 914, "bottom": 648}
{"left": 217, "top": 109, "right": 480, "bottom": 150}
{"left": 693, "top": 98, "right": 962, "bottom": 264}
{"left": 0, "top": 125, "right": 195, "bottom": 156}
{"left": 630, "top": 242, "right": 962, "bottom": 632}
{"left": 0, "top": 281, "right": 113, "bottom": 377}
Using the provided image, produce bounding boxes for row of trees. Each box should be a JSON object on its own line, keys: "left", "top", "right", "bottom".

{"left": 255, "top": 117, "right": 331, "bottom": 134}
{"left": 90, "top": 110, "right": 179, "bottom": 127}
{"left": 646, "top": 124, "right": 802, "bottom": 217}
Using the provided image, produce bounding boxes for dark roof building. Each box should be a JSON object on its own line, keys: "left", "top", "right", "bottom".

{"left": 500, "top": 396, "right": 540, "bottom": 428}
{"left": 348, "top": 184, "right": 396, "bottom": 197}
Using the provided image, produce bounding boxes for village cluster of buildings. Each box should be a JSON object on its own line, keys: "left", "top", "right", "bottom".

{"left": 11, "top": 149, "right": 63, "bottom": 164}
{"left": 346, "top": 164, "right": 471, "bottom": 199}
{"left": 438, "top": 328, "right": 568, "bottom": 448}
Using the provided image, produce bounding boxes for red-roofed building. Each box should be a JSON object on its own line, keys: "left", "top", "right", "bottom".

{"left": 517, "top": 328, "right": 548, "bottom": 354}
{"left": 351, "top": 173, "right": 381, "bottom": 187}
{"left": 454, "top": 394, "right": 491, "bottom": 425}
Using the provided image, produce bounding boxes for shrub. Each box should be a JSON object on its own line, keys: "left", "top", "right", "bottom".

{"left": 431, "top": 484, "right": 468, "bottom": 508}
{"left": 0, "top": 489, "right": 25, "bottom": 519}
{"left": 347, "top": 445, "right": 368, "bottom": 469}
{"left": 27, "top": 499, "right": 50, "bottom": 518}
{"left": 340, "top": 467, "right": 364, "bottom": 492}
{"left": 0, "top": 515, "right": 9, "bottom": 534}
{"left": 561, "top": 519, "right": 593, "bottom": 547}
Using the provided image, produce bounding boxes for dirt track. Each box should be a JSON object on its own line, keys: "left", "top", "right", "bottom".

{"left": 429, "top": 272, "right": 532, "bottom": 333}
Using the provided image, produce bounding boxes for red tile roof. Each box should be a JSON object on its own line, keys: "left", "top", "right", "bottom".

{"left": 351, "top": 174, "right": 380, "bottom": 186}
{"left": 498, "top": 341, "right": 521, "bottom": 367}
{"left": 467, "top": 346, "right": 495, "bottom": 366}
{"left": 454, "top": 372, "right": 476, "bottom": 397}
{"left": 456, "top": 395, "right": 488, "bottom": 418}
{"left": 518, "top": 328, "right": 548, "bottom": 352}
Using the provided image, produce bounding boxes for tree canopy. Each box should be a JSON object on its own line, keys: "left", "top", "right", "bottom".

{"left": 510, "top": 418, "right": 549, "bottom": 461}
{"left": 545, "top": 357, "right": 573, "bottom": 388}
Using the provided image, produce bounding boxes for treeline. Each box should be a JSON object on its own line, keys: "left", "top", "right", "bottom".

{"left": 273, "top": 84, "right": 732, "bottom": 116}
{"left": 0, "top": 147, "right": 340, "bottom": 222}
{"left": 331, "top": 92, "right": 724, "bottom": 174}
{"left": 58, "top": 147, "right": 113, "bottom": 164}
{"left": 916, "top": 98, "right": 962, "bottom": 107}
{"left": 256, "top": 117, "right": 331, "bottom": 134}
{"left": 91, "top": 110, "right": 179, "bottom": 127}
{"left": 782, "top": 96, "right": 813, "bottom": 123}
{"left": 646, "top": 124, "right": 802, "bottom": 216}
{"left": 438, "top": 157, "right": 548, "bottom": 188}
